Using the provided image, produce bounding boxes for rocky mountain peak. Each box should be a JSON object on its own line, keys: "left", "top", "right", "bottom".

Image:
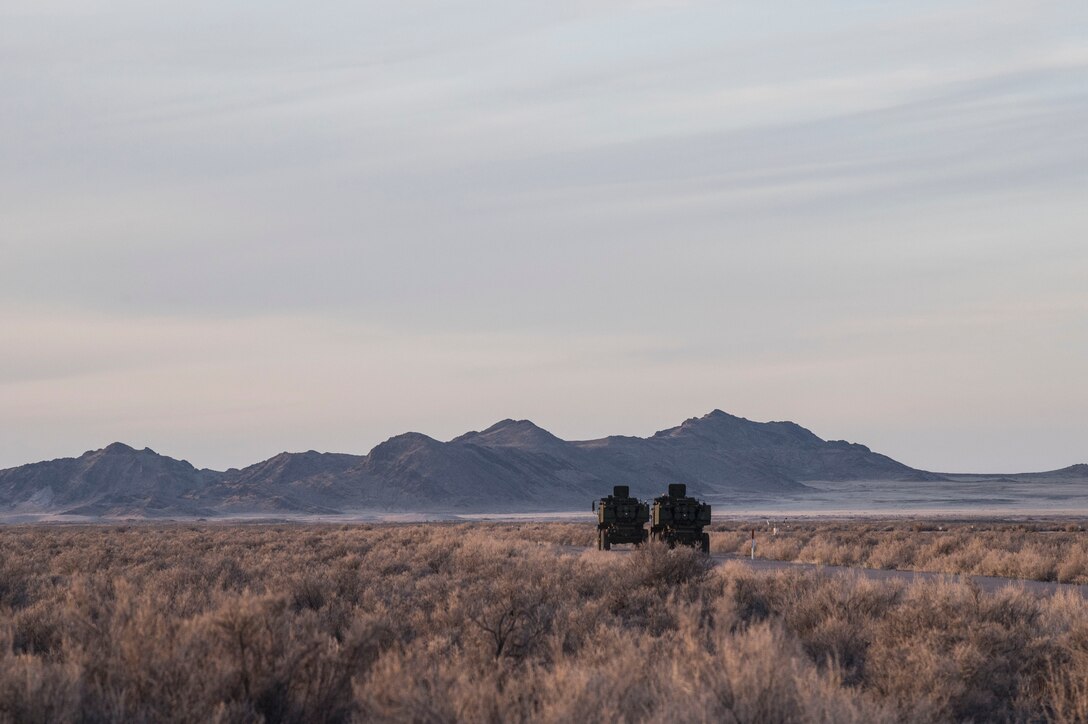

{"left": 100, "top": 442, "right": 139, "bottom": 455}
{"left": 453, "top": 419, "right": 565, "bottom": 449}
{"left": 367, "top": 432, "right": 442, "bottom": 463}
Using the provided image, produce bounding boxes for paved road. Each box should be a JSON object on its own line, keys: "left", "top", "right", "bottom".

{"left": 573, "top": 546, "right": 1088, "bottom": 597}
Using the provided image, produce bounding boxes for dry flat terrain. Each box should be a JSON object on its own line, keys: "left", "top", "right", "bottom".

{"left": 2, "top": 523, "right": 1088, "bottom": 723}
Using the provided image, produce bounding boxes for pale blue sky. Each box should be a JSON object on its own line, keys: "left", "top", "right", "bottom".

{"left": 2, "top": 1, "right": 1086, "bottom": 472}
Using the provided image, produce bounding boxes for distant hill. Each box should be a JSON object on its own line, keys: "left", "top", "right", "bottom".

{"left": 0, "top": 442, "right": 220, "bottom": 517}
{"left": 0, "top": 410, "right": 1082, "bottom": 517}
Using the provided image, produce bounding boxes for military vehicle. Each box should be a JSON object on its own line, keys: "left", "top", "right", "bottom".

{"left": 592, "top": 485, "right": 649, "bottom": 550}
{"left": 649, "top": 483, "right": 711, "bottom": 553}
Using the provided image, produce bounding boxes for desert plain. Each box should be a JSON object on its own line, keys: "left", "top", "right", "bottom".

{"left": 2, "top": 518, "right": 1088, "bottom": 723}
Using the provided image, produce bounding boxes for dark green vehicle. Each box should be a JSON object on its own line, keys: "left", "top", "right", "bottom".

{"left": 650, "top": 483, "right": 711, "bottom": 553}
{"left": 593, "top": 485, "right": 649, "bottom": 550}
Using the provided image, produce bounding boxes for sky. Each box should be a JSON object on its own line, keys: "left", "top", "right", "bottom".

{"left": 2, "top": 0, "right": 1086, "bottom": 473}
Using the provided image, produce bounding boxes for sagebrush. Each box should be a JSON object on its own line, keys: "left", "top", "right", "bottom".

{"left": 1, "top": 523, "right": 1086, "bottom": 723}
{"left": 712, "top": 520, "right": 1088, "bottom": 584}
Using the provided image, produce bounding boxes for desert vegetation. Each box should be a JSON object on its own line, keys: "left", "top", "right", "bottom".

{"left": 1, "top": 522, "right": 1088, "bottom": 722}
{"left": 712, "top": 520, "right": 1088, "bottom": 584}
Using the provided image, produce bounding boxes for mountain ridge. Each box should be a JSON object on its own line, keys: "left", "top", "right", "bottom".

{"left": 1, "top": 410, "right": 1084, "bottom": 517}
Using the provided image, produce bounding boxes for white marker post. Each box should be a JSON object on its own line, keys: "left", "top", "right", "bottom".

{"left": 750, "top": 529, "right": 756, "bottom": 560}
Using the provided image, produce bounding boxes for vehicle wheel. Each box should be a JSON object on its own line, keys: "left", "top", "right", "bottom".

{"left": 701, "top": 532, "right": 710, "bottom": 554}
{"left": 602, "top": 532, "right": 611, "bottom": 551}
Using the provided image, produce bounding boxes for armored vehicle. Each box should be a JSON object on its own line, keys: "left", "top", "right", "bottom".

{"left": 650, "top": 483, "right": 711, "bottom": 553}
{"left": 593, "top": 485, "right": 649, "bottom": 550}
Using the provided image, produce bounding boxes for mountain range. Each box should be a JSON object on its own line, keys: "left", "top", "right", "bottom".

{"left": 1, "top": 410, "right": 1084, "bottom": 518}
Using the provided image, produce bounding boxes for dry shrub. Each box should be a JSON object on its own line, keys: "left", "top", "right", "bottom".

{"left": 0, "top": 653, "right": 80, "bottom": 724}
{"left": 866, "top": 539, "right": 917, "bottom": 570}
{"left": 741, "top": 534, "right": 803, "bottom": 560}
{"left": 866, "top": 581, "right": 1046, "bottom": 721}
{"left": 735, "top": 519, "right": 1088, "bottom": 585}
{"left": 627, "top": 541, "right": 712, "bottom": 589}
{"left": 0, "top": 522, "right": 1085, "bottom": 722}
{"left": 1009, "top": 548, "right": 1058, "bottom": 582}
{"left": 1058, "top": 548, "right": 1088, "bottom": 584}
{"left": 461, "top": 575, "right": 561, "bottom": 661}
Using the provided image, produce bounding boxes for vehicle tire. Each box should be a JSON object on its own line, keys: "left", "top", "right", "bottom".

{"left": 602, "top": 532, "right": 611, "bottom": 551}
{"left": 701, "top": 532, "right": 710, "bottom": 554}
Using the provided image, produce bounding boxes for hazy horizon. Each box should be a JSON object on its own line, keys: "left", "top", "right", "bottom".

{"left": 3, "top": 1, "right": 1086, "bottom": 473}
